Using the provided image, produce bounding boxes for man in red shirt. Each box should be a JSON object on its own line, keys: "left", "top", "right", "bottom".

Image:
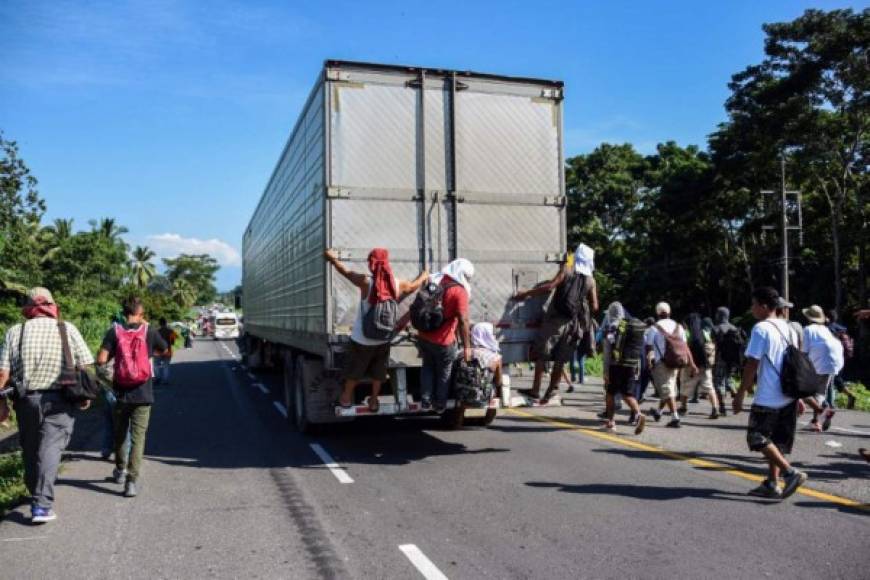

{"left": 417, "top": 259, "right": 474, "bottom": 412}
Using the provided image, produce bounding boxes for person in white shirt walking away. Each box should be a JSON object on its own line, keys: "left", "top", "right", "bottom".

{"left": 733, "top": 286, "right": 808, "bottom": 500}
{"left": 800, "top": 305, "right": 844, "bottom": 432}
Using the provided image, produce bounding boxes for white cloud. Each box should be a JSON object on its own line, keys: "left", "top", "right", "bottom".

{"left": 146, "top": 233, "right": 241, "bottom": 267}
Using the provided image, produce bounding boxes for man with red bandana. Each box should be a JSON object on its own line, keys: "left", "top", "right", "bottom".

{"left": 325, "top": 249, "right": 427, "bottom": 411}
{"left": 0, "top": 287, "right": 94, "bottom": 524}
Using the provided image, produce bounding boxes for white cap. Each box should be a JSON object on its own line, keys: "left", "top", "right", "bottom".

{"left": 655, "top": 301, "right": 671, "bottom": 316}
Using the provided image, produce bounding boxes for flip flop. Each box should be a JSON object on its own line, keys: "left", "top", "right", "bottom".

{"left": 368, "top": 397, "right": 380, "bottom": 413}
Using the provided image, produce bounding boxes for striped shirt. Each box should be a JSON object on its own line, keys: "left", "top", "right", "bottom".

{"left": 0, "top": 318, "right": 94, "bottom": 391}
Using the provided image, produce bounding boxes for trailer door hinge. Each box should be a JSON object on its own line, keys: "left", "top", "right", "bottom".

{"left": 326, "top": 187, "right": 351, "bottom": 199}
{"left": 545, "top": 252, "right": 567, "bottom": 263}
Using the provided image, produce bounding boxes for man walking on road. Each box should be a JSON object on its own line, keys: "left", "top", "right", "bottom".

{"left": 0, "top": 287, "right": 95, "bottom": 524}
{"left": 514, "top": 244, "right": 599, "bottom": 404}
{"left": 711, "top": 306, "right": 744, "bottom": 416}
{"left": 154, "top": 318, "right": 177, "bottom": 385}
{"left": 325, "top": 248, "right": 427, "bottom": 411}
{"left": 733, "top": 287, "right": 808, "bottom": 500}
{"left": 801, "top": 305, "right": 843, "bottom": 432}
{"left": 600, "top": 302, "right": 646, "bottom": 434}
{"left": 645, "top": 302, "right": 697, "bottom": 428}
{"left": 96, "top": 297, "right": 167, "bottom": 498}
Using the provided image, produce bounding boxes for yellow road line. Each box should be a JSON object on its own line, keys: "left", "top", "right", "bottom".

{"left": 506, "top": 408, "right": 869, "bottom": 511}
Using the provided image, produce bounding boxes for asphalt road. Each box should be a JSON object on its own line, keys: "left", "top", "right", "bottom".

{"left": 2, "top": 339, "right": 868, "bottom": 579}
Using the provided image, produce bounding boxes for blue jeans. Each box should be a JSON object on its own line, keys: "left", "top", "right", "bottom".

{"left": 154, "top": 357, "right": 171, "bottom": 384}
{"left": 570, "top": 352, "right": 586, "bottom": 384}
{"left": 419, "top": 340, "right": 458, "bottom": 407}
{"left": 102, "top": 389, "right": 131, "bottom": 459}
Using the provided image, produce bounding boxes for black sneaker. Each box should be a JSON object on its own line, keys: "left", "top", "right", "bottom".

{"left": 566, "top": 385, "right": 575, "bottom": 394}
{"left": 780, "top": 470, "right": 808, "bottom": 499}
{"left": 666, "top": 418, "right": 681, "bottom": 428}
{"left": 689, "top": 398, "right": 699, "bottom": 404}
{"left": 709, "top": 411, "right": 720, "bottom": 420}
{"left": 719, "top": 406, "right": 728, "bottom": 417}
{"left": 596, "top": 411, "right": 608, "bottom": 419}
{"left": 649, "top": 409, "right": 662, "bottom": 422}
{"left": 678, "top": 406, "right": 688, "bottom": 415}
{"left": 748, "top": 480, "right": 782, "bottom": 499}
{"left": 628, "top": 412, "right": 638, "bottom": 425}
{"left": 112, "top": 468, "right": 127, "bottom": 485}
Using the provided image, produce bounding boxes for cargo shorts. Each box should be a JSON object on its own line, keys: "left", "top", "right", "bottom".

{"left": 746, "top": 403, "right": 798, "bottom": 455}
{"left": 651, "top": 362, "right": 679, "bottom": 399}
{"left": 679, "top": 367, "right": 714, "bottom": 397}
{"left": 343, "top": 340, "right": 390, "bottom": 382}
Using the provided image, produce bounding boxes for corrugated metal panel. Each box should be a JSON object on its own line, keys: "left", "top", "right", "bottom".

{"left": 455, "top": 91, "right": 559, "bottom": 196}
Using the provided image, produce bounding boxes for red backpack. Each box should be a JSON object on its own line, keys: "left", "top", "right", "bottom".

{"left": 113, "top": 323, "right": 151, "bottom": 388}
{"left": 654, "top": 323, "right": 691, "bottom": 369}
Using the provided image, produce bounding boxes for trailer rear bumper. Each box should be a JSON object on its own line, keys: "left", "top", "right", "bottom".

{"left": 334, "top": 397, "right": 499, "bottom": 418}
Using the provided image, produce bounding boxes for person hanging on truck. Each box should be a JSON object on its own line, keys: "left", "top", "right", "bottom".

{"left": 512, "top": 244, "right": 599, "bottom": 405}
{"left": 325, "top": 249, "right": 428, "bottom": 412}
{"left": 411, "top": 259, "right": 475, "bottom": 413}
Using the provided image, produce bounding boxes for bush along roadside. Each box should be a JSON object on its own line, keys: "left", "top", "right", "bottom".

{"left": 0, "top": 451, "right": 27, "bottom": 514}
{"left": 838, "top": 382, "right": 870, "bottom": 412}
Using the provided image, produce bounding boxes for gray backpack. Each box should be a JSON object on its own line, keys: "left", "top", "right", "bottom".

{"left": 363, "top": 298, "right": 398, "bottom": 340}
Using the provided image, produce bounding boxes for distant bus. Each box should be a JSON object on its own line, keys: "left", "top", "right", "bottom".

{"left": 212, "top": 312, "right": 240, "bottom": 340}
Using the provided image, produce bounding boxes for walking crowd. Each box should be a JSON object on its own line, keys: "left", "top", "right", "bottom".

{"left": 0, "top": 242, "right": 865, "bottom": 525}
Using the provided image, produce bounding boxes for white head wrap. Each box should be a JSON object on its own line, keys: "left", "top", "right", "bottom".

{"left": 471, "top": 322, "right": 500, "bottom": 353}
{"left": 574, "top": 244, "right": 594, "bottom": 276}
{"left": 430, "top": 258, "right": 475, "bottom": 297}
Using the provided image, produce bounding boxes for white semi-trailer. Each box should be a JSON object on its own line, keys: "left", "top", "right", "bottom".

{"left": 242, "top": 60, "right": 566, "bottom": 432}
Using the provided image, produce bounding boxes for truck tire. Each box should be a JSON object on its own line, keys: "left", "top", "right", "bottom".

{"left": 464, "top": 408, "right": 497, "bottom": 427}
{"left": 439, "top": 407, "right": 465, "bottom": 430}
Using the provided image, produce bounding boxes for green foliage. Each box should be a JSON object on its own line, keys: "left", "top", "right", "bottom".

{"left": 0, "top": 451, "right": 27, "bottom": 514}
{"left": 837, "top": 382, "right": 870, "bottom": 412}
{"left": 164, "top": 254, "right": 219, "bottom": 305}
{"left": 584, "top": 355, "right": 603, "bottom": 378}
{"left": 129, "top": 246, "right": 157, "bottom": 289}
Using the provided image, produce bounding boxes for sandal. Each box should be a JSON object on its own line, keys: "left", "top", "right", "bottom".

{"left": 336, "top": 398, "right": 353, "bottom": 409}
{"left": 367, "top": 397, "right": 380, "bottom": 413}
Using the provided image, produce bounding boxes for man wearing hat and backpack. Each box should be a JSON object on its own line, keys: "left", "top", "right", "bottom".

{"left": 645, "top": 301, "right": 697, "bottom": 428}
{"left": 0, "top": 287, "right": 95, "bottom": 523}
{"left": 800, "top": 305, "right": 843, "bottom": 432}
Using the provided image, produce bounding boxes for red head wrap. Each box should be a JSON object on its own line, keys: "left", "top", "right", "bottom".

{"left": 367, "top": 248, "right": 397, "bottom": 305}
{"left": 22, "top": 296, "right": 60, "bottom": 320}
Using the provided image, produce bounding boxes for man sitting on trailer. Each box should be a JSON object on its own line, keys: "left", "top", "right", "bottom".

{"left": 325, "top": 249, "right": 427, "bottom": 412}
{"left": 513, "top": 244, "right": 599, "bottom": 404}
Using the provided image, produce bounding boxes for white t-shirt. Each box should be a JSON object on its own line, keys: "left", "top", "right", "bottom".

{"left": 645, "top": 318, "right": 687, "bottom": 364}
{"left": 802, "top": 324, "right": 844, "bottom": 376}
{"left": 745, "top": 318, "right": 795, "bottom": 409}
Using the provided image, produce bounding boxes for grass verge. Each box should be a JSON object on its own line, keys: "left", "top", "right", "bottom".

{"left": 0, "top": 451, "right": 27, "bottom": 513}
{"left": 837, "top": 382, "right": 870, "bottom": 412}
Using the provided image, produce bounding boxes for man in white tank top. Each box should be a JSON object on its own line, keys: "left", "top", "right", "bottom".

{"left": 325, "top": 249, "right": 427, "bottom": 411}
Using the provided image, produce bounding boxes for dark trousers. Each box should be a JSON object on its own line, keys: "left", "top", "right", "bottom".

{"left": 419, "top": 340, "right": 458, "bottom": 406}
{"left": 14, "top": 391, "right": 76, "bottom": 509}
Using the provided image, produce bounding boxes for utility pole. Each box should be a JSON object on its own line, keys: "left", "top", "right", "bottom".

{"left": 762, "top": 154, "right": 802, "bottom": 302}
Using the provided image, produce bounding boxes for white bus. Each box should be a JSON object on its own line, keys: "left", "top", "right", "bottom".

{"left": 212, "top": 312, "right": 240, "bottom": 340}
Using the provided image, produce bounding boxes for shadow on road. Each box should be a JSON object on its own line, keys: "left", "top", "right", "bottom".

{"left": 525, "top": 481, "right": 764, "bottom": 504}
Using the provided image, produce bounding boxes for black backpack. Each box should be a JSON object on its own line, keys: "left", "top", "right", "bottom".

{"left": 452, "top": 358, "right": 493, "bottom": 408}
{"left": 613, "top": 318, "right": 647, "bottom": 366}
{"left": 716, "top": 327, "right": 745, "bottom": 366}
{"left": 362, "top": 298, "right": 398, "bottom": 340}
{"left": 410, "top": 281, "right": 459, "bottom": 333}
{"left": 765, "top": 322, "right": 827, "bottom": 399}
{"left": 552, "top": 273, "right": 588, "bottom": 319}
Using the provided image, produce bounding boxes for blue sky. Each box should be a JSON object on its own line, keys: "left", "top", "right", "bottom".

{"left": 1, "top": 1, "right": 860, "bottom": 290}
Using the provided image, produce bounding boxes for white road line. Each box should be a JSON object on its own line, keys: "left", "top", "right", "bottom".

{"left": 398, "top": 545, "right": 448, "bottom": 580}
{"left": 254, "top": 382, "right": 268, "bottom": 394}
{"left": 273, "top": 401, "right": 288, "bottom": 417}
{"left": 1, "top": 536, "right": 49, "bottom": 542}
{"left": 246, "top": 372, "right": 256, "bottom": 380}
{"left": 309, "top": 443, "right": 354, "bottom": 484}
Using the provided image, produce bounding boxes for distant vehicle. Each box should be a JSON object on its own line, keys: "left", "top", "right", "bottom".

{"left": 212, "top": 312, "right": 240, "bottom": 340}
{"left": 242, "top": 60, "right": 566, "bottom": 432}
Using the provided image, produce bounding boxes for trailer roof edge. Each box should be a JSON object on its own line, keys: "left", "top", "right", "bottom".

{"left": 324, "top": 59, "right": 564, "bottom": 88}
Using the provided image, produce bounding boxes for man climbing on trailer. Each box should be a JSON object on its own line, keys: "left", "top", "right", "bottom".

{"left": 325, "top": 249, "right": 427, "bottom": 411}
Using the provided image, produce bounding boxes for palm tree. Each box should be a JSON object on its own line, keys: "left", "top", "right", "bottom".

{"left": 129, "top": 246, "right": 157, "bottom": 289}
{"left": 40, "top": 218, "right": 74, "bottom": 264}
{"left": 89, "top": 218, "right": 129, "bottom": 241}
{"left": 172, "top": 278, "right": 196, "bottom": 309}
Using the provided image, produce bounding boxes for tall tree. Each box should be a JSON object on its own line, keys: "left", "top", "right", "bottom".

{"left": 129, "top": 246, "right": 158, "bottom": 289}
{"left": 163, "top": 254, "right": 220, "bottom": 305}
